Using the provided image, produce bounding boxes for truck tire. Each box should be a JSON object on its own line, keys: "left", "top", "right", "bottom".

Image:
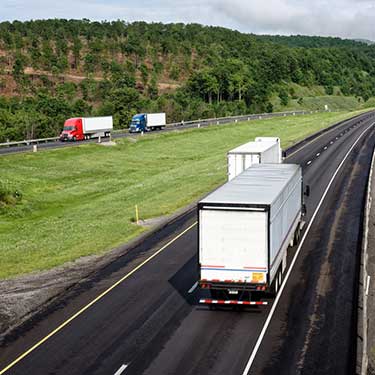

{"left": 293, "top": 223, "right": 301, "bottom": 245}
{"left": 271, "top": 266, "right": 283, "bottom": 296}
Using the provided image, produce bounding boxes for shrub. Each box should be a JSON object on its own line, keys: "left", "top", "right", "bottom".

{"left": 0, "top": 180, "right": 22, "bottom": 208}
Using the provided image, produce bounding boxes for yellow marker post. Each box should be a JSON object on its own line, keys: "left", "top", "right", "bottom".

{"left": 135, "top": 204, "right": 139, "bottom": 225}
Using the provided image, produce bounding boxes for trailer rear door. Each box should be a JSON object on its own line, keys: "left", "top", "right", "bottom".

{"left": 199, "top": 208, "right": 268, "bottom": 284}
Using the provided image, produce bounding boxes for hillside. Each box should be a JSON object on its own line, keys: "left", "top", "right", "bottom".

{"left": 0, "top": 20, "right": 375, "bottom": 141}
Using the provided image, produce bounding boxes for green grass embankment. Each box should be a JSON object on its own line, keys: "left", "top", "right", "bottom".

{"left": 0, "top": 109, "right": 372, "bottom": 278}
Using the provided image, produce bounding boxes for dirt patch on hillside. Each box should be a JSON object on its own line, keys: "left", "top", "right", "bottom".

{"left": 158, "top": 82, "right": 181, "bottom": 93}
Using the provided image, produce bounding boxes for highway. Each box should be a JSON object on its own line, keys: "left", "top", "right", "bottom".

{"left": 0, "top": 110, "right": 375, "bottom": 375}
{"left": 0, "top": 110, "right": 315, "bottom": 156}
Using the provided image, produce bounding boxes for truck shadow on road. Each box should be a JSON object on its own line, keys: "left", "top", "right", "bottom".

{"left": 168, "top": 255, "right": 268, "bottom": 314}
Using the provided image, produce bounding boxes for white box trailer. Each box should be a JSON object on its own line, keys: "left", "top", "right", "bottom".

{"left": 146, "top": 113, "right": 166, "bottom": 130}
{"left": 227, "top": 139, "right": 282, "bottom": 181}
{"left": 198, "top": 163, "right": 305, "bottom": 306}
{"left": 82, "top": 116, "right": 113, "bottom": 133}
{"left": 255, "top": 137, "right": 282, "bottom": 162}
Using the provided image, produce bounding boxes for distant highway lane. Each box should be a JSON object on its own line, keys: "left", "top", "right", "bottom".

{"left": 0, "top": 110, "right": 375, "bottom": 375}
{"left": 0, "top": 110, "right": 349, "bottom": 156}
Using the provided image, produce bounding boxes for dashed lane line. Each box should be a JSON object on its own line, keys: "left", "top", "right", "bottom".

{"left": 241, "top": 121, "right": 375, "bottom": 375}
{"left": 114, "top": 364, "right": 128, "bottom": 375}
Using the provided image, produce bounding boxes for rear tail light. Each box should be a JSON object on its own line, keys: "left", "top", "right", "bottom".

{"left": 256, "top": 286, "right": 266, "bottom": 291}
{"left": 200, "top": 283, "right": 211, "bottom": 289}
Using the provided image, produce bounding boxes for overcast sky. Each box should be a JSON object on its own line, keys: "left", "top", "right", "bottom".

{"left": 1, "top": 0, "right": 375, "bottom": 40}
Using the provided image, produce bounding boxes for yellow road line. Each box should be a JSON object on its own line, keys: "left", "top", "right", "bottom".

{"left": 2, "top": 112, "right": 369, "bottom": 374}
{"left": 0, "top": 221, "right": 198, "bottom": 375}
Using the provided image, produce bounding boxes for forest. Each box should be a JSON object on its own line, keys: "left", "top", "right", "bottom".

{"left": 0, "top": 19, "right": 374, "bottom": 141}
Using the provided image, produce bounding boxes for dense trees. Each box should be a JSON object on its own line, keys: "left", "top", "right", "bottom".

{"left": 0, "top": 20, "right": 375, "bottom": 141}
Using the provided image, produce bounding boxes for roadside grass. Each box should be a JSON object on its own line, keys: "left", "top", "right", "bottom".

{"left": 272, "top": 95, "right": 362, "bottom": 112}
{"left": 270, "top": 83, "right": 369, "bottom": 112}
{"left": 0, "top": 109, "right": 371, "bottom": 279}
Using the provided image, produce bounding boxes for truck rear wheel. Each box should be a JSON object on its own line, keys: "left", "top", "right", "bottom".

{"left": 272, "top": 266, "right": 283, "bottom": 296}
{"left": 293, "top": 223, "right": 301, "bottom": 245}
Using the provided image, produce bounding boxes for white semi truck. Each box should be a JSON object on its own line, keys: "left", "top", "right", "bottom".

{"left": 198, "top": 163, "right": 307, "bottom": 306}
{"left": 227, "top": 138, "right": 282, "bottom": 181}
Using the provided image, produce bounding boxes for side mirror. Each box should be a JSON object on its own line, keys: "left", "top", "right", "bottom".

{"left": 282, "top": 150, "right": 287, "bottom": 159}
{"left": 304, "top": 185, "right": 310, "bottom": 197}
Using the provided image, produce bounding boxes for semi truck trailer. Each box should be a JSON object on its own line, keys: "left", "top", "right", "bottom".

{"left": 255, "top": 137, "right": 282, "bottom": 162}
{"left": 227, "top": 138, "right": 282, "bottom": 181}
{"left": 198, "top": 163, "right": 307, "bottom": 306}
{"left": 59, "top": 116, "right": 113, "bottom": 141}
{"left": 129, "top": 113, "right": 166, "bottom": 133}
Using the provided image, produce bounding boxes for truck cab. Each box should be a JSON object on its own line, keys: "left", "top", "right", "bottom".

{"left": 59, "top": 118, "right": 83, "bottom": 141}
{"left": 129, "top": 114, "right": 147, "bottom": 133}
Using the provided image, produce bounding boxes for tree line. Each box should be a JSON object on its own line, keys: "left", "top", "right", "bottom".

{"left": 0, "top": 20, "right": 375, "bottom": 141}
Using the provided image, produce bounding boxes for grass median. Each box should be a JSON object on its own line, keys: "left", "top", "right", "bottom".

{"left": 0, "top": 109, "right": 371, "bottom": 279}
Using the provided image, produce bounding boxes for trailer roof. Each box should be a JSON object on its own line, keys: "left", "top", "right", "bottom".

{"left": 200, "top": 164, "right": 300, "bottom": 206}
{"left": 228, "top": 141, "right": 276, "bottom": 154}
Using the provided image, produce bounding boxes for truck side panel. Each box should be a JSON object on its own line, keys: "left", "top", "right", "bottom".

{"left": 82, "top": 116, "right": 113, "bottom": 132}
{"left": 255, "top": 137, "right": 282, "bottom": 163}
{"left": 227, "top": 153, "right": 260, "bottom": 181}
{"left": 260, "top": 143, "right": 281, "bottom": 164}
{"left": 147, "top": 113, "right": 166, "bottom": 127}
{"left": 199, "top": 209, "right": 268, "bottom": 285}
{"left": 269, "top": 168, "right": 302, "bottom": 282}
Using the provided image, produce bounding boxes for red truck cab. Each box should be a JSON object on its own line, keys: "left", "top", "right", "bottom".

{"left": 59, "top": 118, "right": 84, "bottom": 141}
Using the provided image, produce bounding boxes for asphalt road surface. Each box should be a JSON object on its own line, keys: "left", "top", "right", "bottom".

{"left": 1, "top": 111, "right": 375, "bottom": 375}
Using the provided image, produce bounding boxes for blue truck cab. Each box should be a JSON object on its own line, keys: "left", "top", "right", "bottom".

{"left": 129, "top": 114, "right": 147, "bottom": 133}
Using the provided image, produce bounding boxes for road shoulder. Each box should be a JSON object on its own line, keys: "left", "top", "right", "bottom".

{"left": 358, "top": 147, "right": 375, "bottom": 374}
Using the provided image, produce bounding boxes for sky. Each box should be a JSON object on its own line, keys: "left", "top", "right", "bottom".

{"left": 1, "top": 0, "right": 375, "bottom": 40}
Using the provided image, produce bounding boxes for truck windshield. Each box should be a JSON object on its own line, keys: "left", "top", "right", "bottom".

{"left": 64, "top": 126, "right": 76, "bottom": 131}
{"left": 131, "top": 120, "right": 140, "bottom": 125}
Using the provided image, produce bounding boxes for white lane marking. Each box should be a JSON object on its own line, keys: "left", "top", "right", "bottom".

{"left": 324, "top": 147, "right": 328, "bottom": 150}
{"left": 330, "top": 141, "right": 334, "bottom": 144}
{"left": 114, "top": 364, "right": 128, "bottom": 375}
{"left": 307, "top": 161, "right": 312, "bottom": 165}
{"left": 0, "top": 222, "right": 198, "bottom": 375}
{"left": 316, "top": 153, "right": 320, "bottom": 157}
{"left": 188, "top": 281, "right": 198, "bottom": 294}
{"left": 336, "top": 137, "right": 339, "bottom": 139}
{"left": 241, "top": 122, "right": 374, "bottom": 375}
{"left": 286, "top": 113, "right": 369, "bottom": 158}
{"left": 366, "top": 275, "right": 371, "bottom": 296}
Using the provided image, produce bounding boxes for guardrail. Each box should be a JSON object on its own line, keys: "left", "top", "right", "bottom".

{"left": 166, "top": 109, "right": 321, "bottom": 128}
{"left": 0, "top": 136, "right": 59, "bottom": 148}
{"left": 1, "top": 109, "right": 322, "bottom": 147}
